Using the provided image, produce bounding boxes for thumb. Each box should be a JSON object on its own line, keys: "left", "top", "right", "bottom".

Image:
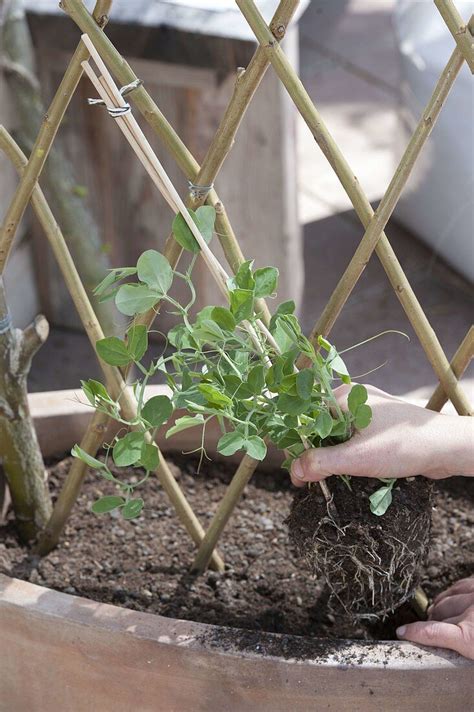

{"left": 396, "top": 621, "right": 468, "bottom": 657}
{"left": 291, "top": 438, "right": 361, "bottom": 486}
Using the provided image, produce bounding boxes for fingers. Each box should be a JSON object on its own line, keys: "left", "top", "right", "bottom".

{"left": 290, "top": 438, "right": 361, "bottom": 486}
{"left": 396, "top": 620, "right": 467, "bottom": 656}
{"left": 432, "top": 578, "right": 474, "bottom": 606}
{"left": 428, "top": 593, "right": 474, "bottom": 621}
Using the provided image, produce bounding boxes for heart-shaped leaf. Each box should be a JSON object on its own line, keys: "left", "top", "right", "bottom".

{"left": 96, "top": 337, "right": 131, "bottom": 367}
{"left": 137, "top": 250, "right": 173, "bottom": 294}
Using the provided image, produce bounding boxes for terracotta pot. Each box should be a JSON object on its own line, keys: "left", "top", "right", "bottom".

{"left": 0, "top": 390, "right": 471, "bottom": 711}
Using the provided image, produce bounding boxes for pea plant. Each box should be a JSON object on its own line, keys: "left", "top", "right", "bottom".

{"left": 73, "top": 206, "right": 394, "bottom": 520}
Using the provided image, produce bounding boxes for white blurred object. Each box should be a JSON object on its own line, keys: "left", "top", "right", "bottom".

{"left": 394, "top": 1, "right": 473, "bottom": 282}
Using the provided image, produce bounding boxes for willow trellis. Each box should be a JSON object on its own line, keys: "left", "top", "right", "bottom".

{"left": 0, "top": 0, "right": 472, "bottom": 575}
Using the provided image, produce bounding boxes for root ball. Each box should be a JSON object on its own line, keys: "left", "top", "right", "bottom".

{"left": 287, "top": 477, "right": 432, "bottom": 619}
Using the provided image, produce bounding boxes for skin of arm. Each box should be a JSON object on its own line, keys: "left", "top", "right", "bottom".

{"left": 290, "top": 384, "right": 474, "bottom": 486}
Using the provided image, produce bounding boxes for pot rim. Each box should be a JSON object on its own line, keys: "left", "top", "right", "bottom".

{"left": 1, "top": 574, "right": 471, "bottom": 669}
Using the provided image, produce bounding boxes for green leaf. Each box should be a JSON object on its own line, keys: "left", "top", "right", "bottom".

{"left": 277, "top": 314, "right": 302, "bottom": 341}
{"left": 192, "top": 319, "right": 225, "bottom": 344}
{"left": 254, "top": 266, "right": 278, "bottom": 298}
{"left": 198, "top": 384, "right": 233, "bottom": 409}
{"left": 244, "top": 435, "right": 267, "bottom": 460}
{"left": 347, "top": 384, "right": 368, "bottom": 414}
{"left": 141, "top": 395, "right": 173, "bottom": 427}
{"left": 369, "top": 484, "right": 394, "bottom": 516}
{"left": 172, "top": 206, "right": 215, "bottom": 253}
{"left": 277, "top": 373, "right": 298, "bottom": 396}
{"left": 217, "top": 431, "right": 246, "bottom": 456}
{"left": 94, "top": 267, "right": 137, "bottom": 297}
{"left": 167, "top": 324, "right": 196, "bottom": 350}
{"left": 96, "top": 337, "right": 131, "bottom": 367}
{"left": 126, "top": 324, "right": 148, "bottom": 362}
{"left": 247, "top": 363, "right": 265, "bottom": 394}
{"left": 330, "top": 420, "right": 348, "bottom": 437}
{"left": 313, "top": 411, "right": 333, "bottom": 440}
{"left": 81, "top": 379, "right": 112, "bottom": 407}
{"left": 354, "top": 403, "right": 372, "bottom": 429}
{"left": 229, "top": 288, "right": 254, "bottom": 323}
{"left": 211, "top": 306, "right": 236, "bottom": 332}
{"left": 234, "top": 260, "right": 255, "bottom": 291}
{"left": 165, "top": 414, "right": 205, "bottom": 439}
{"left": 296, "top": 369, "right": 314, "bottom": 400}
{"left": 269, "top": 300, "right": 295, "bottom": 331}
{"left": 273, "top": 428, "right": 302, "bottom": 449}
{"left": 317, "top": 335, "right": 332, "bottom": 351}
{"left": 140, "top": 442, "right": 159, "bottom": 471}
{"left": 194, "top": 205, "right": 216, "bottom": 241}
{"left": 71, "top": 444, "right": 107, "bottom": 470}
{"left": 113, "top": 432, "right": 145, "bottom": 467}
{"left": 328, "top": 347, "right": 350, "bottom": 378}
{"left": 137, "top": 250, "right": 173, "bottom": 294}
{"left": 115, "top": 284, "right": 160, "bottom": 316}
{"left": 122, "top": 498, "right": 144, "bottom": 520}
{"left": 272, "top": 315, "right": 302, "bottom": 353}
{"left": 91, "top": 495, "right": 125, "bottom": 514}
{"left": 277, "top": 393, "right": 311, "bottom": 416}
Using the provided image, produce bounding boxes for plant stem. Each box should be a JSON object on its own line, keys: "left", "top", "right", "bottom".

{"left": 236, "top": 0, "right": 472, "bottom": 418}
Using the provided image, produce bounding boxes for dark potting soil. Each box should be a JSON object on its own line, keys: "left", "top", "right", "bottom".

{"left": 0, "top": 454, "right": 473, "bottom": 641}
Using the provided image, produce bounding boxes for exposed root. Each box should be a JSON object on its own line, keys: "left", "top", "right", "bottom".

{"left": 287, "top": 478, "right": 432, "bottom": 619}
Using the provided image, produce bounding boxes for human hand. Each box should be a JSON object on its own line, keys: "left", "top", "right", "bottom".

{"left": 290, "top": 384, "right": 474, "bottom": 486}
{"left": 396, "top": 578, "right": 474, "bottom": 659}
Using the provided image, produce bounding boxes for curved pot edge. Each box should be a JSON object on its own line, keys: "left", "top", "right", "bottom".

{"left": 1, "top": 574, "right": 471, "bottom": 670}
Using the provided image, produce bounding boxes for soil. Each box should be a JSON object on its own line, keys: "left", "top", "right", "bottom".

{"left": 0, "top": 454, "right": 473, "bottom": 641}
{"left": 287, "top": 478, "right": 432, "bottom": 619}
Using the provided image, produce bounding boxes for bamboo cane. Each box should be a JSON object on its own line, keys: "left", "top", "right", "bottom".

{"left": 0, "top": 128, "right": 224, "bottom": 571}
{"left": 0, "top": 0, "right": 112, "bottom": 272}
{"left": 236, "top": 0, "right": 472, "bottom": 419}
{"left": 434, "top": 0, "right": 474, "bottom": 72}
{"left": 426, "top": 327, "right": 474, "bottom": 413}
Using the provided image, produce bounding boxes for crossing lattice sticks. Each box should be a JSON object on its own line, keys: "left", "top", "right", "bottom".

{"left": 0, "top": 0, "right": 472, "bottom": 572}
